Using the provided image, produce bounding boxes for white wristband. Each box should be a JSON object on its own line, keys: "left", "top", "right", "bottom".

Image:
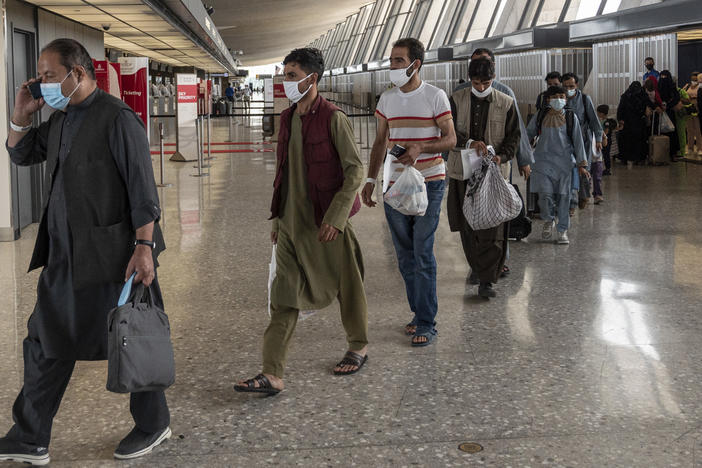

{"left": 10, "top": 120, "right": 32, "bottom": 132}
{"left": 366, "top": 178, "right": 377, "bottom": 185}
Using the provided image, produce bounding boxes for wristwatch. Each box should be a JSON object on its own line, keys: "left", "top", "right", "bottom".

{"left": 135, "top": 239, "right": 156, "bottom": 249}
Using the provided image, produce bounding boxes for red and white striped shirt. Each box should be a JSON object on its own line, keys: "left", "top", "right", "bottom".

{"left": 375, "top": 81, "right": 452, "bottom": 184}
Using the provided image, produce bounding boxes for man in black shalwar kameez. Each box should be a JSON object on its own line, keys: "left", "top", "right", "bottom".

{"left": 0, "top": 39, "right": 170, "bottom": 465}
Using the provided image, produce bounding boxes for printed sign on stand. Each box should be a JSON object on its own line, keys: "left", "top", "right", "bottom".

{"left": 92, "top": 60, "right": 122, "bottom": 99}
{"left": 118, "top": 57, "right": 149, "bottom": 138}
{"left": 109, "top": 62, "right": 122, "bottom": 99}
{"left": 171, "top": 73, "right": 198, "bottom": 162}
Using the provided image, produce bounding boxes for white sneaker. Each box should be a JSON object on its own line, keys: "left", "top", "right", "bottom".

{"left": 541, "top": 220, "right": 555, "bottom": 240}
{"left": 557, "top": 231, "right": 569, "bottom": 244}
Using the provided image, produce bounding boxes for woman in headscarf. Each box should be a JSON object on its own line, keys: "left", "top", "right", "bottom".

{"left": 617, "top": 81, "right": 654, "bottom": 166}
{"left": 658, "top": 70, "right": 681, "bottom": 160}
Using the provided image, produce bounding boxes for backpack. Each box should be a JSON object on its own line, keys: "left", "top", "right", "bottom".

{"left": 535, "top": 108, "right": 576, "bottom": 144}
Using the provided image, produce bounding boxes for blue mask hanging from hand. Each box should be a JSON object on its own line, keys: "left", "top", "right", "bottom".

{"left": 40, "top": 70, "right": 81, "bottom": 110}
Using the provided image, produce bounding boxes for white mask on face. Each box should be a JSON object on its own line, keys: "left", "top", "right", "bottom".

{"left": 283, "top": 73, "right": 313, "bottom": 103}
{"left": 471, "top": 85, "right": 492, "bottom": 99}
{"left": 566, "top": 88, "right": 577, "bottom": 98}
{"left": 389, "top": 62, "right": 416, "bottom": 88}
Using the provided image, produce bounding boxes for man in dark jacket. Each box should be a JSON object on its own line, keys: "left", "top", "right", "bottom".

{"left": 0, "top": 39, "right": 170, "bottom": 465}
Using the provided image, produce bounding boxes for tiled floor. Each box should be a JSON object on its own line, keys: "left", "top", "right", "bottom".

{"left": 1, "top": 115, "right": 702, "bottom": 467}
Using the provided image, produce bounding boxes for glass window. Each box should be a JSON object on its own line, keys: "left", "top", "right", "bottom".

{"left": 418, "top": 0, "right": 446, "bottom": 46}
{"left": 332, "top": 15, "right": 358, "bottom": 67}
{"left": 563, "top": 0, "right": 603, "bottom": 21}
{"left": 347, "top": 5, "right": 373, "bottom": 65}
{"left": 489, "top": 0, "right": 529, "bottom": 37}
{"left": 603, "top": 0, "right": 661, "bottom": 14}
{"left": 451, "top": 0, "right": 479, "bottom": 43}
{"left": 519, "top": 0, "right": 541, "bottom": 29}
{"left": 466, "top": 1, "right": 498, "bottom": 40}
{"left": 430, "top": 0, "right": 461, "bottom": 49}
{"left": 372, "top": 0, "right": 415, "bottom": 61}
{"left": 357, "top": 0, "right": 393, "bottom": 64}
{"left": 405, "top": 0, "right": 431, "bottom": 39}
{"left": 535, "top": 0, "right": 567, "bottom": 25}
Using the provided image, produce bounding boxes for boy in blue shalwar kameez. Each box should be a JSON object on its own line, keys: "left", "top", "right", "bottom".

{"left": 527, "top": 86, "right": 588, "bottom": 244}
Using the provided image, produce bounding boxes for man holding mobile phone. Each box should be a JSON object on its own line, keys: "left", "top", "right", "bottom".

{"left": 361, "top": 38, "right": 456, "bottom": 347}
{"left": 0, "top": 38, "right": 170, "bottom": 465}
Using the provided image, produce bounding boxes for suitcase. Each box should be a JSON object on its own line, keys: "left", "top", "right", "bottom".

{"left": 649, "top": 114, "right": 670, "bottom": 165}
{"left": 526, "top": 177, "right": 539, "bottom": 216}
{"left": 508, "top": 184, "right": 532, "bottom": 241}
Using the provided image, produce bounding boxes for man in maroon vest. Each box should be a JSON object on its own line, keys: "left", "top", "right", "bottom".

{"left": 235, "top": 48, "right": 368, "bottom": 395}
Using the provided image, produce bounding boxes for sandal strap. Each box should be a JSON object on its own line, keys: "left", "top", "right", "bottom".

{"left": 242, "top": 373, "right": 272, "bottom": 389}
{"left": 336, "top": 351, "right": 364, "bottom": 368}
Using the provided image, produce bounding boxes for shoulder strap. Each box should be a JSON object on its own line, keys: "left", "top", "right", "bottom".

{"left": 581, "top": 92, "right": 590, "bottom": 125}
{"left": 565, "top": 110, "right": 575, "bottom": 143}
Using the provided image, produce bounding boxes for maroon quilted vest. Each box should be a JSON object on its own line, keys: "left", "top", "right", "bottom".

{"left": 270, "top": 94, "right": 361, "bottom": 227}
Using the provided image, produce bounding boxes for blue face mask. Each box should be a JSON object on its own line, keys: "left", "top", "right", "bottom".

{"left": 550, "top": 98, "right": 566, "bottom": 111}
{"left": 40, "top": 70, "right": 80, "bottom": 110}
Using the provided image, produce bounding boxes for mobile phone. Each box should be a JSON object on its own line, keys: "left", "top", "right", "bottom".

{"left": 28, "top": 80, "right": 42, "bottom": 100}
{"left": 389, "top": 144, "right": 406, "bottom": 157}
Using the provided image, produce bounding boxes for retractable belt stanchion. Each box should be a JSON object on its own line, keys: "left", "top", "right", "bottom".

{"left": 192, "top": 116, "right": 208, "bottom": 177}
{"left": 157, "top": 122, "right": 172, "bottom": 187}
{"left": 194, "top": 115, "right": 211, "bottom": 170}
{"left": 205, "top": 111, "right": 214, "bottom": 161}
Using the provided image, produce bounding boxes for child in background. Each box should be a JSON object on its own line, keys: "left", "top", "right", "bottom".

{"left": 597, "top": 105, "right": 618, "bottom": 176}
{"left": 527, "top": 86, "right": 588, "bottom": 245}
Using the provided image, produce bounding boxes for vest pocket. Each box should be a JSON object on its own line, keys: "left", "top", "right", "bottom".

{"left": 73, "top": 219, "right": 133, "bottom": 288}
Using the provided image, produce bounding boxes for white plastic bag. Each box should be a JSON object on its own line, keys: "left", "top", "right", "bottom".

{"left": 383, "top": 166, "right": 428, "bottom": 216}
{"left": 267, "top": 245, "right": 277, "bottom": 317}
{"left": 463, "top": 162, "right": 523, "bottom": 230}
{"left": 659, "top": 112, "right": 675, "bottom": 133}
{"left": 447, "top": 147, "right": 484, "bottom": 180}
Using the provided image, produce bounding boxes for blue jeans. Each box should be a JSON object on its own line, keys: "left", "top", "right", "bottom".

{"left": 384, "top": 180, "right": 445, "bottom": 331}
{"left": 539, "top": 192, "right": 570, "bottom": 233}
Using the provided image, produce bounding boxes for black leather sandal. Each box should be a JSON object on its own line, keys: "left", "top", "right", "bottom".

{"left": 234, "top": 374, "right": 281, "bottom": 395}
{"left": 333, "top": 351, "right": 368, "bottom": 376}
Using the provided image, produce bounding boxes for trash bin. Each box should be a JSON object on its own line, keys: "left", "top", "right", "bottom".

{"left": 226, "top": 101, "right": 233, "bottom": 115}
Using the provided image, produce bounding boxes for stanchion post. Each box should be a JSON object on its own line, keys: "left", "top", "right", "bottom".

{"left": 157, "top": 122, "right": 172, "bottom": 187}
{"left": 205, "top": 110, "right": 213, "bottom": 161}
{"left": 192, "top": 116, "right": 209, "bottom": 177}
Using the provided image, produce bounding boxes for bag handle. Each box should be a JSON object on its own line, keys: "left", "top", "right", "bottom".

{"left": 128, "top": 282, "right": 154, "bottom": 308}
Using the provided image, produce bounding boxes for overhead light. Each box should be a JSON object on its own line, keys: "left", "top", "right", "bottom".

{"left": 204, "top": 4, "right": 214, "bottom": 15}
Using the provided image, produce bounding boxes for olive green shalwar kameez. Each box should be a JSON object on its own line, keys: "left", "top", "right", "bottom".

{"left": 263, "top": 112, "right": 368, "bottom": 378}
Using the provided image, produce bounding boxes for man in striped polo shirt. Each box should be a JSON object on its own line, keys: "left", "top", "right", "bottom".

{"left": 361, "top": 38, "right": 456, "bottom": 347}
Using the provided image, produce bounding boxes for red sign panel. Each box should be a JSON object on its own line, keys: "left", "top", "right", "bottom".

{"left": 178, "top": 84, "right": 198, "bottom": 103}
{"left": 93, "top": 59, "right": 109, "bottom": 93}
{"left": 273, "top": 83, "right": 286, "bottom": 99}
{"left": 119, "top": 57, "right": 149, "bottom": 129}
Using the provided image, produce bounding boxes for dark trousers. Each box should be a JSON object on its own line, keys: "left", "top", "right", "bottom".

{"left": 591, "top": 161, "right": 604, "bottom": 197}
{"left": 459, "top": 224, "right": 507, "bottom": 285}
{"left": 602, "top": 142, "right": 612, "bottom": 172}
{"left": 5, "top": 325, "right": 169, "bottom": 447}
